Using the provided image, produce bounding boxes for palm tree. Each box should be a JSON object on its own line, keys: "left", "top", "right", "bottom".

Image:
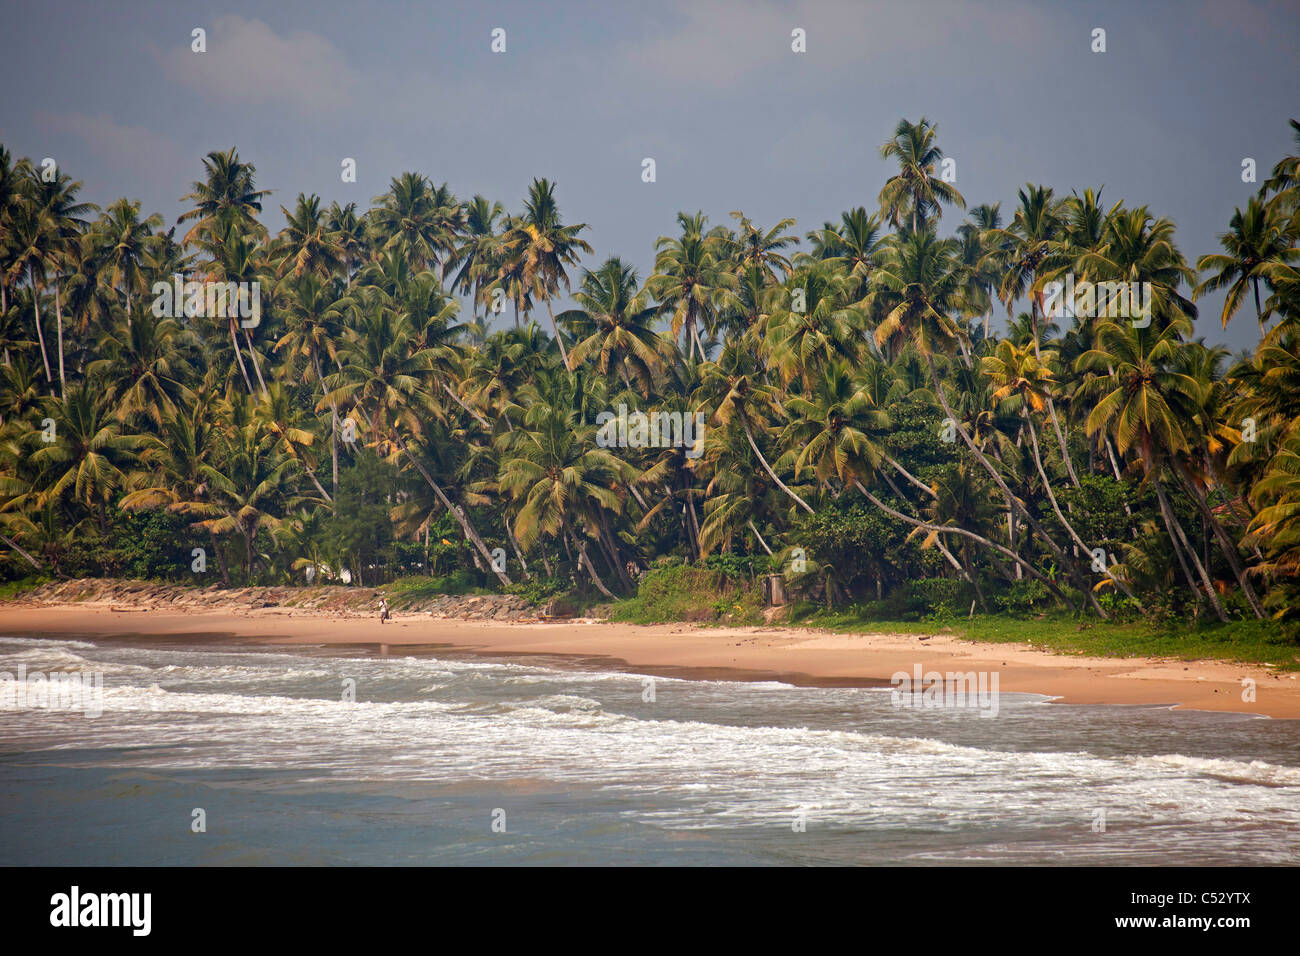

{"left": 1195, "top": 196, "right": 1299, "bottom": 332}
{"left": 869, "top": 227, "right": 1097, "bottom": 611}
{"left": 695, "top": 345, "right": 812, "bottom": 514}
{"left": 878, "top": 117, "right": 965, "bottom": 231}
{"left": 728, "top": 211, "right": 798, "bottom": 282}
{"left": 982, "top": 339, "right": 1138, "bottom": 603}
{"left": 95, "top": 198, "right": 162, "bottom": 319}
{"left": 29, "top": 384, "right": 142, "bottom": 531}
{"left": 649, "top": 213, "right": 738, "bottom": 362}
{"left": 121, "top": 402, "right": 233, "bottom": 585}
{"left": 497, "top": 401, "right": 633, "bottom": 596}
{"left": 446, "top": 195, "right": 504, "bottom": 319}
{"left": 273, "top": 193, "right": 343, "bottom": 279}
{"left": 370, "top": 172, "right": 457, "bottom": 272}
{"left": 560, "top": 257, "right": 663, "bottom": 394}
{"left": 178, "top": 148, "right": 270, "bottom": 246}
{"left": 87, "top": 310, "right": 198, "bottom": 427}
{"left": 199, "top": 396, "right": 304, "bottom": 581}
{"left": 274, "top": 273, "right": 350, "bottom": 496}
{"left": 320, "top": 307, "right": 510, "bottom": 584}
{"left": 1076, "top": 317, "right": 1229, "bottom": 620}
{"left": 500, "top": 178, "right": 592, "bottom": 369}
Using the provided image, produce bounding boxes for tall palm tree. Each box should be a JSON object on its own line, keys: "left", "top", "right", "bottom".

{"left": 1195, "top": 196, "right": 1299, "bottom": 332}
{"left": 649, "top": 213, "right": 738, "bottom": 363}
{"left": 95, "top": 198, "right": 162, "bottom": 319}
{"left": 273, "top": 193, "right": 343, "bottom": 279}
{"left": 500, "top": 178, "right": 592, "bottom": 369}
{"left": 878, "top": 117, "right": 965, "bottom": 231}
{"left": 497, "top": 400, "right": 633, "bottom": 596}
{"left": 559, "top": 257, "right": 663, "bottom": 394}
{"left": 321, "top": 307, "right": 510, "bottom": 584}
{"left": 1076, "top": 317, "right": 1229, "bottom": 620}
{"left": 178, "top": 148, "right": 270, "bottom": 246}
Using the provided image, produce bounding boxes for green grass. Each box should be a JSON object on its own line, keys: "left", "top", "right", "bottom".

{"left": 381, "top": 573, "right": 491, "bottom": 608}
{"left": 0, "top": 576, "right": 49, "bottom": 601}
{"left": 610, "top": 565, "right": 765, "bottom": 625}
{"left": 787, "top": 604, "right": 1300, "bottom": 670}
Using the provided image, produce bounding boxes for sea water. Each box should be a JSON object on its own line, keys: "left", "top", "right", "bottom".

{"left": 0, "top": 634, "right": 1296, "bottom": 866}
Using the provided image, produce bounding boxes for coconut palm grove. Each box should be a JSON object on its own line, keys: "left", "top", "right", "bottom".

{"left": 2, "top": 117, "right": 1299, "bottom": 633}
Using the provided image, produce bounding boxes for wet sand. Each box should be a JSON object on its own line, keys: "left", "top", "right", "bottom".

{"left": 3, "top": 603, "right": 1298, "bottom": 718}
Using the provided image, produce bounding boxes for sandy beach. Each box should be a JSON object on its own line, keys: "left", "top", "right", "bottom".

{"left": 2, "top": 602, "right": 1297, "bottom": 718}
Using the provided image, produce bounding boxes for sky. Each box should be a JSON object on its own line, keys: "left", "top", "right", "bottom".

{"left": 1, "top": 0, "right": 1297, "bottom": 353}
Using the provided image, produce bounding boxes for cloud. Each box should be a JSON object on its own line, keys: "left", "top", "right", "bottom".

{"left": 33, "top": 110, "right": 189, "bottom": 182}
{"left": 155, "top": 16, "right": 357, "bottom": 115}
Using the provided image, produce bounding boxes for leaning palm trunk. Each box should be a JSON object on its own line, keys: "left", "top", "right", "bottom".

{"left": 564, "top": 518, "right": 614, "bottom": 598}
{"left": 374, "top": 412, "right": 511, "bottom": 586}
{"left": 505, "top": 517, "right": 531, "bottom": 580}
{"left": 741, "top": 417, "right": 814, "bottom": 514}
{"left": 442, "top": 382, "right": 491, "bottom": 428}
{"left": 852, "top": 479, "right": 1073, "bottom": 608}
{"left": 0, "top": 533, "right": 41, "bottom": 569}
{"left": 1025, "top": 411, "right": 1134, "bottom": 610}
{"left": 29, "top": 265, "right": 53, "bottom": 387}
{"left": 228, "top": 318, "right": 255, "bottom": 394}
{"left": 311, "top": 356, "right": 339, "bottom": 500}
{"left": 545, "top": 300, "right": 571, "bottom": 370}
{"left": 746, "top": 518, "right": 773, "bottom": 556}
{"left": 54, "top": 280, "right": 66, "bottom": 400}
{"left": 1044, "top": 396, "right": 1081, "bottom": 489}
{"left": 1170, "top": 458, "right": 1265, "bottom": 618}
{"left": 885, "top": 454, "right": 936, "bottom": 498}
{"left": 1153, "top": 477, "right": 1228, "bottom": 622}
{"left": 925, "top": 354, "right": 1093, "bottom": 602}
{"left": 243, "top": 327, "right": 269, "bottom": 398}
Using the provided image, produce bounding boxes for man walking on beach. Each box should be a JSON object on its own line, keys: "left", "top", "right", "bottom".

{"left": 379, "top": 595, "right": 390, "bottom": 624}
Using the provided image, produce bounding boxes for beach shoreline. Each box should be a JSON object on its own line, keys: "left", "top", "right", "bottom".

{"left": 2, "top": 602, "right": 1297, "bottom": 718}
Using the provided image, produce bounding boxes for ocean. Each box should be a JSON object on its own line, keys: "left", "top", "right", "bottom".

{"left": 1, "top": 634, "right": 1297, "bottom": 866}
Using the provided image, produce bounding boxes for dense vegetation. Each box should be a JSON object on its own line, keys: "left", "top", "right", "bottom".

{"left": 1, "top": 117, "right": 1299, "bottom": 636}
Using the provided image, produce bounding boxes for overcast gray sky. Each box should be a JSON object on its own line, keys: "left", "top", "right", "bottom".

{"left": 2, "top": 0, "right": 1297, "bottom": 352}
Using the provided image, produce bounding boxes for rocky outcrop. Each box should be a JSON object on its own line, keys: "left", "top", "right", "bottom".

{"left": 13, "top": 578, "right": 543, "bottom": 622}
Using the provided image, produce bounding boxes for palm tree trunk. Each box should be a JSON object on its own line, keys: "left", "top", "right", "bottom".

{"left": 243, "top": 327, "right": 269, "bottom": 398}
{"left": 741, "top": 417, "right": 813, "bottom": 514}
{"left": 852, "top": 479, "right": 1073, "bottom": 607}
{"left": 1045, "top": 395, "right": 1081, "bottom": 488}
{"left": 442, "top": 382, "right": 491, "bottom": 427}
{"left": 885, "top": 454, "right": 936, "bottom": 498}
{"left": 925, "top": 353, "right": 1079, "bottom": 578}
{"left": 564, "top": 519, "right": 614, "bottom": 598}
{"left": 312, "top": 355, "right": 340, "bottom": 500}
{"left": 229, "top": 319, "right": 255, "bottom": 394}
{"left": 0, "top": 532, "right": 41, "bottom": 569}
{"left": 1170, "top": 458, "right": 1265, "bottom": 618}
{"left": 54, "top": 280, "right": 66, "bottom": 400}
{"left": 209, "top": 530, "right": 231, "bottom": 587}
{"left": 376, "top": 413, "right": 511, "bottom": 586}
{"left": 665, "top": 483, "right": 699, "bottom": 560}
{"left": 1025, "top": 412, "right": 1133, "bottom": 609}
{"left": 545, "top": 300, "right": 571, "bottom": 370}
{"left": 746, "top": 518, "right": 773, "bottom": 556}
{"left": 29, "top": 265, "right": 53, "bottom": 387}
{"left": 1154, "top": 478, "right": 1227, "bottom": 622}
{"left": 505, "top": 517, "right": 531, "bottom": 580}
